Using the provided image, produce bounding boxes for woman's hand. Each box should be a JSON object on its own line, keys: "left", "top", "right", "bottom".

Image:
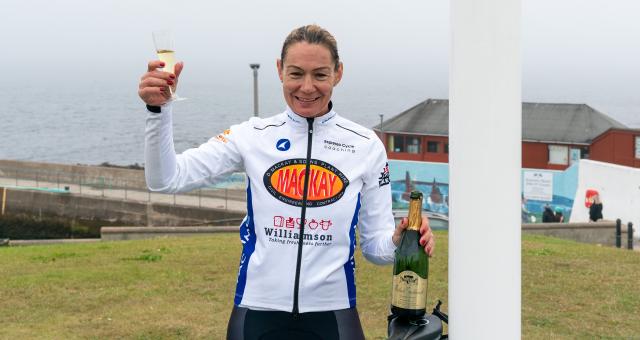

{"left": 392, "top": 216, "right": 435, "bottom": 256}
{"left": 138, "top": 60, "right": 183, "bottom": 106}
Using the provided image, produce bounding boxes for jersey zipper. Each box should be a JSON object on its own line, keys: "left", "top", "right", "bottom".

{"left": 292, "top": 117, "right": 314, "bottom": 318}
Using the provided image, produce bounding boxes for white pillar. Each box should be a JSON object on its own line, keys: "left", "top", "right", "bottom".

{"left": 449, "top": 0, "right": 521, "bottom": 338}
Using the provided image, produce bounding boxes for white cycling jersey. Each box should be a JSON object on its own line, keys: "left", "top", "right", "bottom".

{"left": 145, "top": 102, "right": 396, "bottom": 313}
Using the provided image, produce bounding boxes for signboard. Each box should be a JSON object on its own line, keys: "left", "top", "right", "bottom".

{"left": 523, "top": 171, "right": 553, "bottom": 201}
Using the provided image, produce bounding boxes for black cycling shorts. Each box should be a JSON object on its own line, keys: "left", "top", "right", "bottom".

{"left": 226, "top": 305, "right": 366, "bottom": 340}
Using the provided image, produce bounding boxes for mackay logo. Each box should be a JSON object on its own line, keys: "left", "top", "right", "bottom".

{"left": 263, "top": 158, "right": 349, "bottom": 207}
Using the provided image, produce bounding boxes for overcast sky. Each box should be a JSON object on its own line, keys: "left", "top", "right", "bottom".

{"left": 2, "top": 0, "right": 639, "bottom": 125}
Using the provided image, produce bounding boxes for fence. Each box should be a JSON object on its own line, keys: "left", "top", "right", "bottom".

{"left": 615, "top": 219, "right": 635, "bottom": 250}
{"left": 0, "top": 166, "right": 247, "bottom": 212}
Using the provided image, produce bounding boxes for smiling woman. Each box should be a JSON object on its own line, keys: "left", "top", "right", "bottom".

{"left": 277, "top": 42, "right": 343, "bottom": 118}
{"left": 139, "top": 24, "right": 435, "bottom": 340}
{"left": 276, "top": 26, "right": 343, "bottom": 118}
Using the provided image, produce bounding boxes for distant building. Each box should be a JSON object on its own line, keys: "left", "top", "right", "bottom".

{"left": 374, "top": 99, "right": 640, "bottom": 170}
{"left": 590, "top": 128, "right": 640, "bottom": 168}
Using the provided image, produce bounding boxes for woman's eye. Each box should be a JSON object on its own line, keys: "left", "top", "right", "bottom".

{"left": 290, "top": 72, "right": 302, "bottom": 77}
{"left": 316, "top": 74, "right": 328, "bottom": 79}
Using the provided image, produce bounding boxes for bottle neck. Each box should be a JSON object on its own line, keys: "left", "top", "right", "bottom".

{"left": 407, "top": 224, "right": 420, "bottom": 231}
{"left": 407, "top": 198, "right": 422, "bottom": 231}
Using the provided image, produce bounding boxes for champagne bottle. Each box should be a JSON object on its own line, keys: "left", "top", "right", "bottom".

{"left": 391, "top": 190, "right": 429, "bottom": 318}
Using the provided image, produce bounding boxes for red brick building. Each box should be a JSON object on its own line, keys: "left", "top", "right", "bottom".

{"left": 374, "top": 99, "right": 640, "bottom": 170}
{"left": 590, "top": 128, "right": 640, "bottom": 168}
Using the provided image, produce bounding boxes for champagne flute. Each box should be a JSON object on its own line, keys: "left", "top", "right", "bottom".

{"left": 152, "top": 30, "right": 186, "bottom": 101}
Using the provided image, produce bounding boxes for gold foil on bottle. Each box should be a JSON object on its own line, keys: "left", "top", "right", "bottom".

{"left": 407, "top": 194, "right": 422, "bottom": 231}
{"left": 391, "top": 270, "right": 428, "bottom": 309}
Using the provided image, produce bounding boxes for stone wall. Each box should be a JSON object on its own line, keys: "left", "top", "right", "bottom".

{"left": 523, "top": 221, "right": 634, "bottom": 248}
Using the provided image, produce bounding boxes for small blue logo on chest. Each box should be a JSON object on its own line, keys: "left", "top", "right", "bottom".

{"left": 276, "top": 139, "right": 291, "bottom": 151}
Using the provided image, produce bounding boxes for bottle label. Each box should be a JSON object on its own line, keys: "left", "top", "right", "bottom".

{"left": 391, "top": 270, "right": 427, "bottom": 309}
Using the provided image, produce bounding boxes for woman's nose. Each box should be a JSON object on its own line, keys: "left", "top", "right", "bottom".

{"left": 300, "top": 75, "right": 314, "bottom": 92}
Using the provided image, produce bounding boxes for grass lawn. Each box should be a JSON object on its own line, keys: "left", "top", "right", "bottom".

{"left": 1, "top": 231, "right": 639, "bottom": 339}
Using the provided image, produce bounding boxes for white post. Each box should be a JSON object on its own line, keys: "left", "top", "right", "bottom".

{"left": 449, "top": 0, "right": 521, "bottom": 338}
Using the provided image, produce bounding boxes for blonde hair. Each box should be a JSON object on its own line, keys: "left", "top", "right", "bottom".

{"left": 281, "top": 24, "right": 340, "bottom": 71}
{"left": 593, "top": 194, "right": 601, "bottom": 204}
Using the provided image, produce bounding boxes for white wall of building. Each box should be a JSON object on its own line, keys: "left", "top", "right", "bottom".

{"left": 571, "top": 159, "right": 640, "bottom": 234}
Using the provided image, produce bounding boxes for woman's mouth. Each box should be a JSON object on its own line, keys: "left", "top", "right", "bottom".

{"left": 295, "top": 96, "right": 320, "bottom": 103}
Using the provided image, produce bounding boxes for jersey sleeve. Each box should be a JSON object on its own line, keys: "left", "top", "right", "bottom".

{"left": 144, "top": 103, "right": 246, "bottom": 193}
{"left": 357, "top": 137, "right": 397, "bottom": 265}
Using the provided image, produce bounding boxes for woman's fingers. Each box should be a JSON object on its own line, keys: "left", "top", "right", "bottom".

{"left": 425, "top": 237, "right": 435, "bottom": 256}
{"left": 419, "top": 216, "right": 435, "bottom": 257}
{"left": 174, "top": 61, "right": 184, "bottom": 78}
{"left": 139, "top": 76, "right": 173, "bottom": 89}
{"left": 140, "top": 70, "right": 176, "bottom": 82}
{"left": 138, "top": 86, "right": 170, "bottom": 106}
{"left": 392, "top": 217, "right": 409, "bottom": 247}
{"left": 419, "top": 229, "right": 433, "bottom": 246}
{"left": 419, "top": 230, "right": 435, "bottom": 256}
{"left": 419, "top": 216, "right": 431, "bottom": 235}
{"left": 140, "top": 76, "right": 174, "bottom": 89}
{"left": 147, "top": 60, "right": 165, "bottom": 72}
{"left": 400, "top": 217, "right": 408, "bottom": 229}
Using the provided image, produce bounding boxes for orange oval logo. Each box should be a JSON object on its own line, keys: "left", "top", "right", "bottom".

{"left": 263, "top": 159, "right": 349, "bottom": 207}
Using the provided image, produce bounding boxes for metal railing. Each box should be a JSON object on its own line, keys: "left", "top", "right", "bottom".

{"left": 0, "top": 167, "right": 247, "bottom": 212}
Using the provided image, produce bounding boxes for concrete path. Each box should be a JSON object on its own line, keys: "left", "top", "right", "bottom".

{"left": 7, "top": 239, "right": 101, "bottom": 246}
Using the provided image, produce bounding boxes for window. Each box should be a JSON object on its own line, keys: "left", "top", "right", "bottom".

{"left": 581, "top": 147, "right": 589, "bottom": 159}
{"left": 569, "top": 148, "right": 581, "bottom": 165}
{"left": 445, "top": 143, "right": 449, "bottom": 154}
{"left": 636, "top": 136, "right": 640, "bottom": 159}
{"left": 388, "top": 135, "right": 406, "bottom": 152}
{"left": 406, "top": 137, "right": 421, "bottom": 154}
{"left": 549, "top": 145, "right": 568, "bottom": 165}
{"left": 388, "top": 135, "right": 421, "bottom": 153}
{"left": 427, "top": 141, "right": 439, "bottom": 153}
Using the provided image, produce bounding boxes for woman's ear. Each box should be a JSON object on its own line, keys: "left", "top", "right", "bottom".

{"left": 334, "top": 62, "right": 344, "bottom": 86}
{"left": 276, "top": 59, "right": 283, "bottom": 82}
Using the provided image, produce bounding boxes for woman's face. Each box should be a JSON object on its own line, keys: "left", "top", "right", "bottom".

{"left": 277, "top": 42, "right": 343, "bottom": 118}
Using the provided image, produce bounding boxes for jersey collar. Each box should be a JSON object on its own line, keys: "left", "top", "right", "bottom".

{"left": 285, "top": 101, "right": 337, "bottom": 127}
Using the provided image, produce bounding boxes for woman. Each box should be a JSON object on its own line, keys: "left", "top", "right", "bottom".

{"left": 139, "top": 24, "right": 435, "bottom": 340}
{"left": 589, "top": 194, "right": 603, "bottom": 222}
{"left": 554, "top": 206, "right": 564, "bottom": 223}
{"left": 542, "top": 205, "right": 555, "bottom": 223}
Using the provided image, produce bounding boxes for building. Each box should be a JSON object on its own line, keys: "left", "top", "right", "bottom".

{"left": 590, "top": 128, "right": 640, "bottom": 168}
{"left": 374, "top": 99, "right": 640, "bottom": 170}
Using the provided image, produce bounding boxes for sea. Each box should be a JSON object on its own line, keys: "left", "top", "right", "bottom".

{"left": 2, "top": 79, "right": 638, "bottom": 167}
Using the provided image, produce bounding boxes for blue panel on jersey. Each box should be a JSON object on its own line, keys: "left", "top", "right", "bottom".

{"left": 343, "top": 193, "right": 360, "bottom": 307}
{"left": 235, "top": 179, "right": 256, "bottom": 305}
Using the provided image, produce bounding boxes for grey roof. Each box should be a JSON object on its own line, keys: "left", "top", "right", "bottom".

{"left": 373, "top": 99, "right": 628, "bottom": 144}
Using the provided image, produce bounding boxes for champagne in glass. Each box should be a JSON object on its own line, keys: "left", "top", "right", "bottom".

{"left": 157, "top": 49, "right": 176, "bottom": 75}
{"left": 152, "top": 30, "right": 185, "bottom": 101}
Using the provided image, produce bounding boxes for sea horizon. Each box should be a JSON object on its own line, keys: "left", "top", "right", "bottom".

{"left": 2, "top": 79, "right": 638, "bottom": 167}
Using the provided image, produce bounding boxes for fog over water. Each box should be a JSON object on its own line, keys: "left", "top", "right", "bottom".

{"left": 2, "top": 0, "right": 638, "bottom": 165}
